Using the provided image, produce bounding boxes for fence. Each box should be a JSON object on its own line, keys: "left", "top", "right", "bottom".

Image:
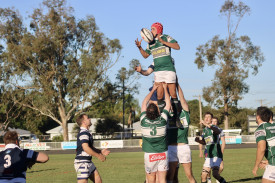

{"left": 0, "top": 135, "right": 254, "bottom": 151}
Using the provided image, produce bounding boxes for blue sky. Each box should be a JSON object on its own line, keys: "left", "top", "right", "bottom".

{"left": 2, "top": 0, "right": 275, "bottom": 109}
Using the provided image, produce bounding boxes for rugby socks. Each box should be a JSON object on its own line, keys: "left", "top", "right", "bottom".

{"left": 171, "top": 98, "right": 179, "bottom": 115}
{"left": 217, "top": 177, "right": 226, "bottom": 183}
{"left": 157, "top": 100, "right": 166, "bottom": 113}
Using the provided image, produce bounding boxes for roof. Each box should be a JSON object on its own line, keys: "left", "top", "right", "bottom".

{"left": 0, "top": 128, "right": 31, "bottom": 136}
{"left": 46, "top": 118, "right": 99, "bottom": 134}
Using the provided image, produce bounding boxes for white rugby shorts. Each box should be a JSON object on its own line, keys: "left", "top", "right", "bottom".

{"left": 203, "top": 157, "right": 222, "bottom": 168}
{"left": 144, "top": 151, "right": 169, "bottom": 173}
{"left": 263, "top": 164, "right": 275, "bottom": 181}
{"left": 168, "top": 144, "right": 192, "bottom": 163}
{"left": 154, "top": 71, "right": 176, "bottom": 83}
{"left": 74, "top": 161, "right": 96, "bottom": 180}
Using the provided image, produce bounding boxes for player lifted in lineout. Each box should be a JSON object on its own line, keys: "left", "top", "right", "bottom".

{"left": 135, "top": 22, "right": 182, "bottom": 126}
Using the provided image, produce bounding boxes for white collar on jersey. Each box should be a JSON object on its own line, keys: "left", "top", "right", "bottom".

{"left": 5, "top": 143, "right": 19, "bottom": 150}
{"left": 80, "top": 127, "right": 88, "bottom": 130}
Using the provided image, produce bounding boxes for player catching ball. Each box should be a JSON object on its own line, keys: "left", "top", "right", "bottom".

{"left": 135, "top": 22, "right": 181, "bottom": 125}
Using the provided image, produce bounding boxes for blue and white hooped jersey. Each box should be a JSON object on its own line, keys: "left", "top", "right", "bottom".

{"left": 0, "top": 144, "right": 38, "bottom": 182}
{"left": 75, "top": 127, "right": 94, "bottom": 163}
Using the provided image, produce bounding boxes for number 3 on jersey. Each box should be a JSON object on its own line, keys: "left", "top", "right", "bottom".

{"left": 4, "top": 154, "right": 11, "bottom": 168}
{"left": 150, "top": 124, "right": 157, "bottom": 136}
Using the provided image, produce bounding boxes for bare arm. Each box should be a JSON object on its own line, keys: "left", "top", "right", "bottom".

{"left": 252, "top": 140, "right": 266, "bottom": 176}
{"left": 163, "top": 83, "right": 171, "bottom": 111}
{"left": 158, "top": 35, "right": 180, "bottom": 50}
{"left": 221, "top": 136, "right": 226, "bottom": 154}
{"left": 135, "top": 38, "right": 150, "bottom": 58}
{"left": 177, "top": 84, "right": 188, "bottom": 111}
{"left": 199, "top": 144, "right": 204, "bottom": 158}
{"left": 36, "top": 152, "right": 49, "bottom": 163}
{"left": 82, "top": 143, "right": 106, "bottom": 162}
{"left": 141, "top": 84, "right": 158, "bottom": 112}
{"left": 135, "top": 65, "right": 153, "bottom": 76}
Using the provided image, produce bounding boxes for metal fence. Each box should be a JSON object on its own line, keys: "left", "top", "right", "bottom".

{"left": 15, "top": 135, "right": 257, "bottom": 151}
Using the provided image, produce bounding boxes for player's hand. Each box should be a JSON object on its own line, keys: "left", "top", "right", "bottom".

{"left": 252, "top": 166, "right": 258, "bottom": 176}
{"left": 97, "top": 153, "right": 106, "bottom": 162}
{"left": 259, "top": 160, "right": 268, "bottom": 169}
{"left": 152, "top": 83, "right": 159, "bottom": 91}
{"left": 162, "top": 82, "right": 167, "bottom": 89}
{"left": 135, "top": 65, "right": 142, "bottom": 73}
{"left": 101, "top": 149, "right": 110, "bottom": 156}
{"left": 135, "top": 38, "right": 142, "bottom": 48}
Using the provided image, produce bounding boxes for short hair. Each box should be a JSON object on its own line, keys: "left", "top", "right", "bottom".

{"left": 76, "top": 114, "right": 87, "bottom": 126}
{"left": 256, "top": 107, "right": 271, "bottom": 122}
{"left": 204, "top": 112, "right": 213, "bottom": 118}
{"left": 4, "top": 131, "right": 18, "bottom": 145}
{"left": 146, "top": 103, "right": 160, "bottom": 120}
{"left": 212, "top": 117, "right": 219, "bottom": 124}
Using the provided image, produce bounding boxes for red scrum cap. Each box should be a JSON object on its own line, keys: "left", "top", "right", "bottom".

{"left": 151, "top": 22, "right": 163, "bottom": 34}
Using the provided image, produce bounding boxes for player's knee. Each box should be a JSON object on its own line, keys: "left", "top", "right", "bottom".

{"left": 212, "top": 169, "right": 220, "bottom": 179}
{"left": 201, "top": 169, "right": 209, "bottom": 179}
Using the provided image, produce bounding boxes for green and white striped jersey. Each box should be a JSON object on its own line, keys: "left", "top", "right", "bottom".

{"left": 167, "top": 110, "right": 190, "bottom": 145}
{"left": 145, "top": 34, "right": 177, "bottom": 72}
{"left": 202, "top": 126, "right": 223, "bottom": 159}
{"left": 255, "top": 122, "right": 275, "bottom": 166}
{"left": 140, "top": 109, "right": 169, "bottom": 153}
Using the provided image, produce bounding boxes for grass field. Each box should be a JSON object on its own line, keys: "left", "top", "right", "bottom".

{"left": 26, "top": 148, "right": 264, "bottom": 183}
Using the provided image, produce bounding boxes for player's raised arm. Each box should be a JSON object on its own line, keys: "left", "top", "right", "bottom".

{"left": 141, "top": 84, "right": 158, "bottom": 112}
{"left": 157, "top": 34, "right": 180, "bottom": 50}
{"left": 135, "top": 38, "right": 149, "bottom": 58}
{"left": 177, "top": 84, "right": 188, "bottom": 112}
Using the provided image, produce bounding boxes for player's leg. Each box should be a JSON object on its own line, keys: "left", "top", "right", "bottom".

{"left": 219, "top": 161, "right": 224, "bottom": 174}
{"left": 211, "top": 158, "right": 226, "bottom": 183}
{"left": 146, "top": 172, "right": 157, "bottom": 183}
{"left": 157, "top": 171, "right": 167, "bottom": 183}
{"left": 201, "top": 167, "right": 211, "bottom": 183}
{"left": 207, "top": 169, "right": 212, "bottom": 183}
{"left": 156, "top": 82, "right": 165, "bottom": 113}
{"left": 173, "top": 164, "right": 179, "bottom": 183}
{"left": 167, "top": 161, "right": 178, "bottom": 183}
{"left": 178, "top": 145, "right": 196, "bottom": 183}
{"left": 89, "top": 169, "right": 102, "bottom": 183}
{"left": 182, "top": 163, "right": 196, "bottom": 183}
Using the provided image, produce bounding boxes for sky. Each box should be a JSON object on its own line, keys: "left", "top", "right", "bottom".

{"left": 2, "top": 0, "right": 275, "bottom": 109}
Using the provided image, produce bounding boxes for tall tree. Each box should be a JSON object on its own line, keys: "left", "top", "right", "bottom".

{"left": 0, "top": 0, "right": 121, "bottom": 140}
{"left": 194, "top": 0, "right": 264, "bottom": 129}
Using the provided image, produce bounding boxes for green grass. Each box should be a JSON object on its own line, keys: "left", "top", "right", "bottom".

{"left": 26, "top": 148, "right": 264, "bottom": 183}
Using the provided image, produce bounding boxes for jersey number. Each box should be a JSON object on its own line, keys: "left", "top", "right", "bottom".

{"left": 150, "top": 125, "right": 157, "bottom": 136}
{"left": 4, "top": 155, "right": 11, "bottom": 168}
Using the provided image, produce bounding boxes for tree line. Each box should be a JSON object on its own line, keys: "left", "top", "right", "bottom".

{"left": 0, "top": 0, "right": 269, "bottom": 139}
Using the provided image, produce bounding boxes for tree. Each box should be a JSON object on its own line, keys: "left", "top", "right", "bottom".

{"left": 0, "top": 0, "right": 121, "bottom": 140}
{"left": 194, "top": 0, "right": 264, "bottom": 129}
{"left": 95, "top": 117, "right": 122, "bottom": 137}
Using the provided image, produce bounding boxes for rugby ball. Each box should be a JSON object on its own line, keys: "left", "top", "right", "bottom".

{"left": 140, "top": 28, "right": 154, "bottom": 43}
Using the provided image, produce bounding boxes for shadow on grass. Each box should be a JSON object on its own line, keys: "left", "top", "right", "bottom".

{"left": 28, "top": 168, "right": 56, "bottom": 173}
{"left": 228, "top": 176, "right": 262, "bottom": 183}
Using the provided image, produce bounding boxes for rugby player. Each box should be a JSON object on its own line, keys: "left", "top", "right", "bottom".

{"left": 74, "top": 114, "right": 110, "bottom": 183}
{"left": 252, "top": 107, "right": 275, "bottom": 182}
{"left": 195, "top": 112, "right": 227, "bottom": 183}
{"left": 140, "top": 83, "right": 171, "bottom": 183}
{"left": 166, "top": 84, "right": 196, "bottom": 183}
{"left": 135, "top": 22, "right": 180, "bottom": 118}
{"left": 0, "top": 131, "right": 49, "bottom": 182}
